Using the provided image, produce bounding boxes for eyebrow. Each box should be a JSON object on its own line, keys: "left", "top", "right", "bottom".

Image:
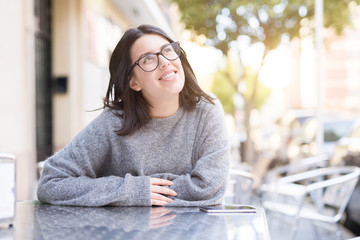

{"left": 137, "top": 43, "right": 170, "bottom": 59}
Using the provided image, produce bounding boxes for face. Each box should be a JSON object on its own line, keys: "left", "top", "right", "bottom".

{"left": 129, "top": 34, "right": 185, "bottom": 105}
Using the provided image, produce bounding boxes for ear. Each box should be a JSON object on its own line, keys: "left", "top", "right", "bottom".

{"left": 129, "top": 78, "right": 142, "bottom": 91}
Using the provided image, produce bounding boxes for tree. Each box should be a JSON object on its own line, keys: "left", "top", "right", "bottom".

{"left": 211, "top": 69, "right": 236, "bottom": 114}
{"left": 211, "top": 52, "right": 271, "bottom": 115}
{"left": 171, "top": 0, "right": 360, "bottom": 164}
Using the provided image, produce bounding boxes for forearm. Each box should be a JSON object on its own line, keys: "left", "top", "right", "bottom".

{"left": 38, "top": 171, "right": 152, "bottom": 207}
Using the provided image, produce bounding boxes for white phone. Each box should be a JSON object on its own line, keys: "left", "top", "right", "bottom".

{"left": 199, "top": 204, "right": 256, "bottom": 213}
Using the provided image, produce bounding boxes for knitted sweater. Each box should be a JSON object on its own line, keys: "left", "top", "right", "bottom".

{"left": 37, "top": 97, "right": 230, "bottom": 207}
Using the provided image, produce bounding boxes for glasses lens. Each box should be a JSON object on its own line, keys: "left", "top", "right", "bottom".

{"left": 162, "top": 42, "right": 180, "bottom": 60}
{"left": 139, "top": 54, "right": 158, "bottom": 71}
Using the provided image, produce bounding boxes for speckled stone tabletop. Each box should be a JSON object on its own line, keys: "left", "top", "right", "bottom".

{"left": 11, "top": 201, "right": 270, "bottom": 240}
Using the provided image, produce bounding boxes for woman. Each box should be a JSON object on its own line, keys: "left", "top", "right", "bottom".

{"left": 37, "top": 24, "right": 230, "bottom": 207}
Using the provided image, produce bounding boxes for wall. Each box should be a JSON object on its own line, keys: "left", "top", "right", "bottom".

{"left": 52, "top": 0, "right": 128, "bottom": 151}
{"left": 0, "top": 0, "right": 37, "bottom": 200}
{"left": 52, "top": 0, "right": 83, "bottom": 151}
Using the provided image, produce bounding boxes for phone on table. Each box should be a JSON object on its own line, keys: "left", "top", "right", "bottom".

{"left": 200, "top": 204, "right": 256, "bottom": 213}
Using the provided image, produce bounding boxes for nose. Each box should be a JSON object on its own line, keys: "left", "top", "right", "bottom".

{"left": 158, "top": 54, "right": 170, "bottom": 69}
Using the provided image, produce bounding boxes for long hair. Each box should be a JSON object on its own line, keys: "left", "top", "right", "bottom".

{"left": 104, "top": 24, "right": 214, "bottom": 135}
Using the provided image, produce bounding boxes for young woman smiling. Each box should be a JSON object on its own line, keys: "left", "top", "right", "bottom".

{"left": 37, "top": 25, "right": 230, "bottom": 207}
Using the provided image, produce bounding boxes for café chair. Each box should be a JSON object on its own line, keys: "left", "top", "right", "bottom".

{"left": 0, "top": 152, "right": 16, "bottom": 228}
{"left": 37, "top": 160, "right": 45, "bottom": 177}
{"left": 262, "top": 154, "right": 329, "bottom": 184}
{"left": 259, "top": 166, "right": 360, "bottom": 223}
{"left": 225, "top": 169, "right": 255, "bottom": 205}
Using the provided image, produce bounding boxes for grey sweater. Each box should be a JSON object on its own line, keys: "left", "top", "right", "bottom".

{"left": 37, "top": 97, "right": 230, "bottom": 207}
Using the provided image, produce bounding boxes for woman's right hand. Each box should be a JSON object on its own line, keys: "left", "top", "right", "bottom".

{"left": 150, "top": 178, "right": 177, "bottom": 206}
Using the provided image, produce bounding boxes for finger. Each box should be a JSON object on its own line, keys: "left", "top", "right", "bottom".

{"left": 151, "top": 185, "right": 177, "bottom": 197}
{"left": 151, "top": 199, "right": 168, "bottom": 206}
{"left": 150, "top": 178, "right": 173, "bottom": 186}
{"left": 151, "top": 192, "right": 173, "bottom": 202}
{"left": 151, "top": 193, "right": 173, "bottom": 204}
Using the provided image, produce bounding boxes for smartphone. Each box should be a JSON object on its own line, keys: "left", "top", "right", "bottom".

{"left": 199, "top": 204, "right": 256, "bottom": 213}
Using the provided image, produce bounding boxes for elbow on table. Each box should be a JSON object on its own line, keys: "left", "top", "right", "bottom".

{"left": 37, "top": 181, "right": 52, "bottom": 204}
{"left": 36, "top": 178, "right": 64, "bottom": 204}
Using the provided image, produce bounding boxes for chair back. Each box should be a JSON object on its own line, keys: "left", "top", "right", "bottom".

{"left": 226, "top": 169, "right": 254, "bottom": 205}
{"left": 318, "top": 166, "right": 360, "bottom": 222}
{"left": 260, "top": 166, "right": 360, "bottom": 223}
{"left": 0, "top": 153, "right": 16, "bottom": 227}
{"left": 263, "top": 154, "right": 329, "bottom": 183}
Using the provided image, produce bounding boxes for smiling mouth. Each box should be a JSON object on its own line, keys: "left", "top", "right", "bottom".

{"left": 159, "top": 71, "right": 176, "bottom": 80}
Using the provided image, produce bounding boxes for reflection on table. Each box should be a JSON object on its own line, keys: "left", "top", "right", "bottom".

{"left": 13, "top": 201, "right": 270, "bottom": 240}
{"left": 265, "top": 210, "right": 356, "bottom": 240}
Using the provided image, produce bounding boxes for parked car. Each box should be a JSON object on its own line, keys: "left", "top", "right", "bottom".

{"left": 287, "top": 116, "right": 355, "bottom": 160}
{"left": 331, "top": 119, "right": 360, "bottom": 166}
{"left": 277, "top": 109, "right": 315, "bottom": 161}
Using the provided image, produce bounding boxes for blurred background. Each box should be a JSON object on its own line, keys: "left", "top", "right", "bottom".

{"left": 1, "top": 0, "right": 360, "bottom": 236}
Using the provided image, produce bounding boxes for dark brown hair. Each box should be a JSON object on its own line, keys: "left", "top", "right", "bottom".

{"left": 104, "top": 24, "right": 214, "bottom": 135}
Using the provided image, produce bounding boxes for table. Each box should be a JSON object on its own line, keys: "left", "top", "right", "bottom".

{"left": 9, "top": 201, "right": 270, "bottom": 240}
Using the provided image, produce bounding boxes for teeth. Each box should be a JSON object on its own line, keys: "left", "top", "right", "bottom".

{"left": 161, "top": 72, "right": 175, "bottom": 80}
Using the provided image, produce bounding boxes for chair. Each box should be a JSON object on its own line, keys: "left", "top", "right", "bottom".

{"left": 225, "top": 169, "right": 255, "bottom": 205}
{"left": 262, "top": 154, "right": 329, "bottom": 184}
{"left": 0, "top": 153, "right": 16, "bottom": 228}
{"left": 259, "top": 166, "right": 360, "bottom": 223}
{"left": 37, "top": 160, "right": 45, "bottom": 177}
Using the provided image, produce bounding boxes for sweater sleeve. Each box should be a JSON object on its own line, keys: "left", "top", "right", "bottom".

{"left": 162, "top": 99, "right": 230, "bottom": 206}
{"left": 37, "top": 110, "right": 152, "bottom": 207}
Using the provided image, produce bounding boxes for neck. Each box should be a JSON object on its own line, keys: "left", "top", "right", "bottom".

{"left": 150, "top": 97, "right": 180, "bottom": 119}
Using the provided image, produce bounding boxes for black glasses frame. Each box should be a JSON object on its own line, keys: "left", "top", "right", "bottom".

{"left": 128, "top": 41, "right": 181, "bottom": 75}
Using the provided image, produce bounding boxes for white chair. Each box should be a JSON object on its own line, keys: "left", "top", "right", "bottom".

{"left": 225, "top": 169, "right": 255, "bottom": 205}
{"left": 0, "top": 153, "right": 16, "bottom": 228}
{"left": 262, "top": 154, "right": 329, "bottom": 184}
{"left": 259, "top": 166, "right": 360, "bottom": 223}
{"left": 37, "top": 160, "right": 45, "bottom": 177}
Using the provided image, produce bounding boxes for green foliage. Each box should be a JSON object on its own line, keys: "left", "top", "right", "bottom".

{"left": 210, "top": 51, "right": 239, "bottom": 114}
{"left": 211, "top": 70, "right": 236, "bottom": 114}
{"left": 171, "top": 0, "right": 360, "bottom": 54}
{"left": 210, "top": 55, "right": 271, "bottom": 114}
{"left": 242, "top": 68, "right": 271, "bottom": 109}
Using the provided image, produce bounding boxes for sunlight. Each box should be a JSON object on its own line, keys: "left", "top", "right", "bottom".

{"left": 300, "top": 37, "right": 316, "bottom": 108}
{"left": 181, "top": 41, "right": 223, "bottom": 90}
{"left": 259, "top": 46, "right": 291, "bottom": 90}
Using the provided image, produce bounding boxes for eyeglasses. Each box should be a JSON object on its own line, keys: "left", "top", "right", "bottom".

{"left": 129, "top": 41, "right": 181, "bottom": 74}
